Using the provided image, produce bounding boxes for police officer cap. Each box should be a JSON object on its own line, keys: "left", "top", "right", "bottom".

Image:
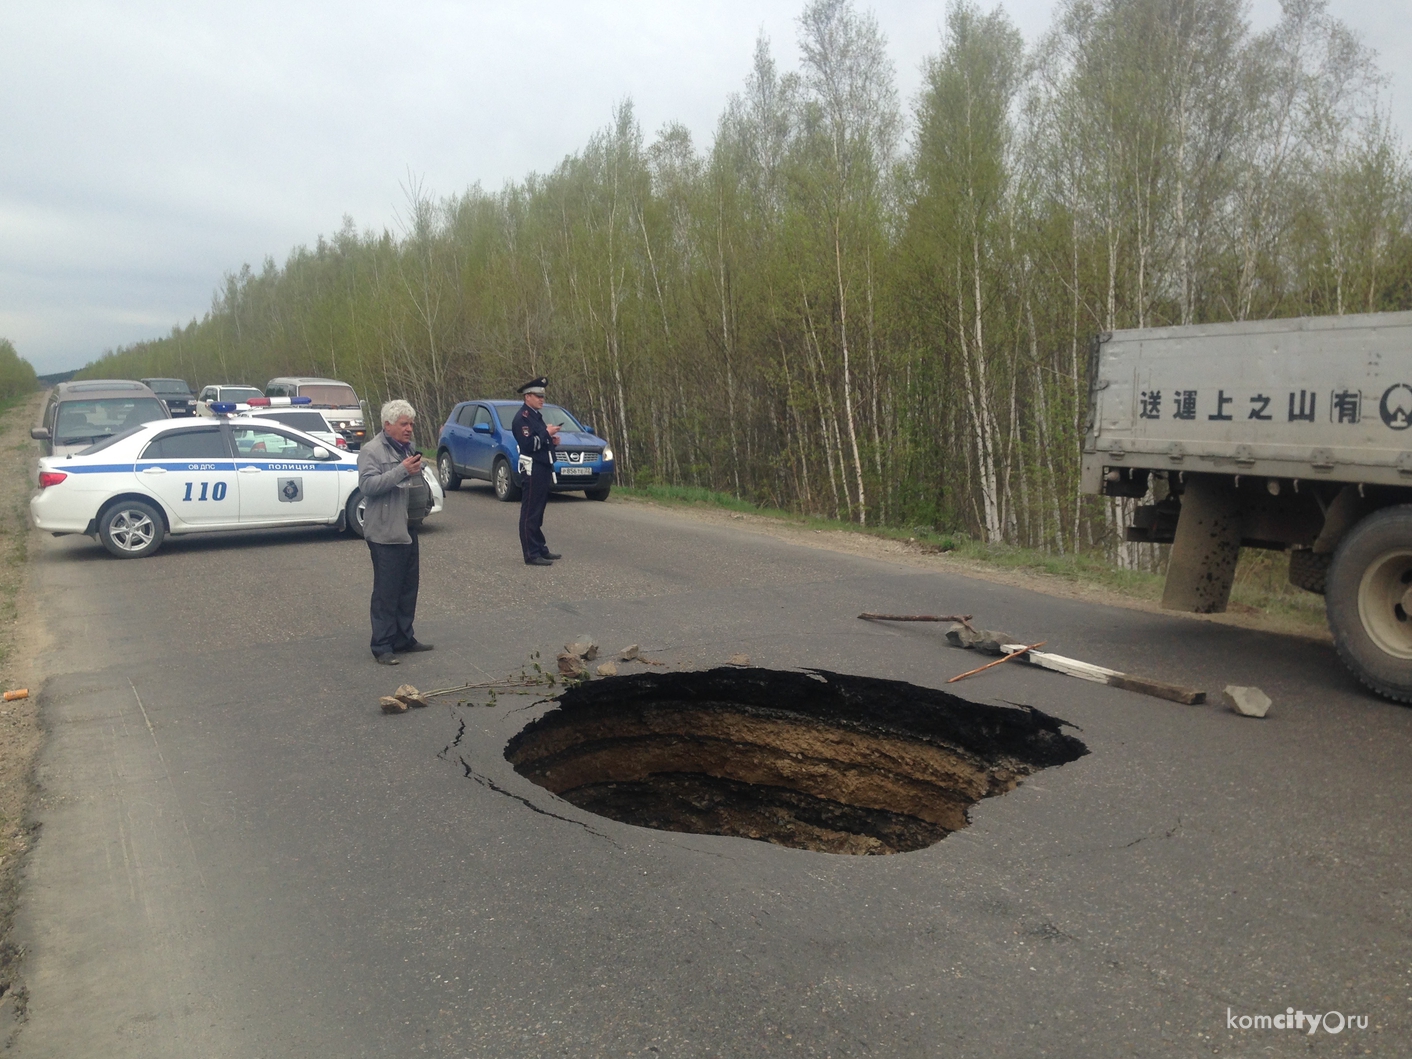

{"left": 518, "top": 377, "right": 548, "bottom": 396}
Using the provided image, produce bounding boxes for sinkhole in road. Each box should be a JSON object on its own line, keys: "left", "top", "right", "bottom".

{"left": 504, "top": 667, "right": 1088, "bottom": 855}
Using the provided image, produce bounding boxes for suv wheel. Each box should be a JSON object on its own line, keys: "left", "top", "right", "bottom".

{"left": 493, "top": 458, "right": 520, "bottom": 502}
{"left": 98, "top": 499, "right": 165, "bottom": 558}
{"left": 438, "top": 450, "right": 461, "bottom": 491}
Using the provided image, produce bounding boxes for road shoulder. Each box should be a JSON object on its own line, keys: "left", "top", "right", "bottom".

{"left": 0, "top": 392, "right": 45, "bottom": 1036}
{"left": 615, "top": 494, "right": 1332, "bottom": 644}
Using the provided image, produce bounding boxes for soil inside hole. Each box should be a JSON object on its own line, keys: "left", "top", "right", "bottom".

{"left": 505, "top": 667, "right": 1087, "bottom": 855}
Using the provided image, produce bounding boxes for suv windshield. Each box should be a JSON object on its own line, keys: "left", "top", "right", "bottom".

{"left": 144, "top": 379, "right": 190, "bottom": 395}
{"left": 54, "top": 397, "right": 167, "bottom": 445}
{"left": 494, "top": 403, "right": 585, "bottom": 431}
{"left": 297, "top": 384, "right": 358, "bottom": 406}
{"left": 76, "top": 425, "right": 147, "bottom": 455}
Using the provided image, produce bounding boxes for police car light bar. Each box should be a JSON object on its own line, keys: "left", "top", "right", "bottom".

{"left": 245, "top": 396, "right": 312, "bottom": 406}
{"left": 209, "top": 402, "right": 239, "bottom": 414}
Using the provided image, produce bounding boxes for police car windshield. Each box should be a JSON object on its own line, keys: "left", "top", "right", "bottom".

{"left": 495, "top": 403, "right": 583, "bottom": 431}
{"left": 55, "top": 397, "right": 167, "bottom": 444}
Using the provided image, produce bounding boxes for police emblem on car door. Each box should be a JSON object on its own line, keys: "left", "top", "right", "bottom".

{"left": 229, "top": 424, "right": 339, "bottom": 521}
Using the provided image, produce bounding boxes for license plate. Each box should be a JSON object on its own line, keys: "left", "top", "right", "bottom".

{"left": 557, "top": 466, "right": 592, "bottom": 477}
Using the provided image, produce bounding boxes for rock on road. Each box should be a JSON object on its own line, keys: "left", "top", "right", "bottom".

{"left": 14, "top": 485, "right": 1410, "bottom": 1057}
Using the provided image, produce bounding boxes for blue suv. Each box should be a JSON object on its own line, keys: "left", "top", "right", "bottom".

{"left": 436, "top": 400, "right": 616, "bottom": 502}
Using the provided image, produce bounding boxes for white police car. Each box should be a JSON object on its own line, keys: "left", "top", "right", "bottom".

{"left": 31, "top": 403, "right": 442, "bottom": 558}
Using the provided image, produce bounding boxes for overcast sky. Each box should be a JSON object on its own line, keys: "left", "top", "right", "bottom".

{"left": 1, "top": 1, "right": 1406, "bottom": 375}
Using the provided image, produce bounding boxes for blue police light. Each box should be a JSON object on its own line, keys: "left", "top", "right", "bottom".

{"left": 291, "top": 396, "right": 313, "bottom": 405}
{"left": 209, "top": 402, "right": 238, "bottom": 414}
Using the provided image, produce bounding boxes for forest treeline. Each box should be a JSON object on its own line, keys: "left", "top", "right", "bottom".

{"left": 80, "top": 0, "right": 1412, "bottom": 554}
{"left": 0, "top": 342, "right": 38, "bottom": 403}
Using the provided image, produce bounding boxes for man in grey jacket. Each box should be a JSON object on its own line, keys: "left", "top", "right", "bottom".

{"left": 357, "top": 399, "right": 434, "bottom": 664}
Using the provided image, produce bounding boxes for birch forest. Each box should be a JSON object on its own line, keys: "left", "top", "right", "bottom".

{"left": 82, "top": 0, "right": 1412, "bottom": 553}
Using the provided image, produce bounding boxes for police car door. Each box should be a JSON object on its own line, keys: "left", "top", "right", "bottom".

{"left": 229, "top": 423, "right": 341, "bottom": 523}
{"left": 135, "top": 425, "right": 240, "bottom": 526}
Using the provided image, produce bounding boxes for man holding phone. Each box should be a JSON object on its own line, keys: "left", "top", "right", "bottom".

{"left": 357, "top": 399, "right": 434, "bottom": 664}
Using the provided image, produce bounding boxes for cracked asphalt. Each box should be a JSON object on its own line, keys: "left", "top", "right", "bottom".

{"left": 14, "top": 485, "right": 1411, "bottom": 1057}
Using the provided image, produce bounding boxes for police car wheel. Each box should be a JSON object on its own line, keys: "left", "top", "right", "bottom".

{"left": 438, "top": 450, "right": 461, "bottom": 491}
{"left": 98, "top": 499, "right": 165, "bottom": 558}
{"left": 346, "top": 490, "right": 367, "bottom": 539}
{"left": 493, "top": 458, "right": 520, "bottom": 502}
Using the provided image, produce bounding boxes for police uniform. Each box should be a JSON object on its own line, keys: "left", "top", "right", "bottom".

{"left": 515, "top": 378, "right": 560, "bottom": 565}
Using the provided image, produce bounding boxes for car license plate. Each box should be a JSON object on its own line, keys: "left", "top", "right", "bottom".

{"left": 558, "top": 466, "right": 592, "bottom": 477}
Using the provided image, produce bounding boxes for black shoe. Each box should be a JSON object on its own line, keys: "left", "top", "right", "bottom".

{"left": 395, "top": 641, "right": 435, "bottom": 653}
{"left": 542, "top": 552, "right": 562, "bottom": 560}
{"left": 525, "top": 556, "right": 554, "bottom": 566}
{"left": 374, "top": 653, "right": 400, "bottom": 665}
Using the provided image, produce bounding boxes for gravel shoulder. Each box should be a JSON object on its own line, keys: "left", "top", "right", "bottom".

{"left": 0, "top": 392, "right": 45, "bottom": 1028}
{"left": 615, "top": 494, "right": 1333, "bottom": 644}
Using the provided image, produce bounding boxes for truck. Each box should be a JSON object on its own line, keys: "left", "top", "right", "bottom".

{"left": 264, "top": 377, "right": 367, "bottom": 449}
{"left": 1080, "top": 309, "right": 1412, "bottom": 702}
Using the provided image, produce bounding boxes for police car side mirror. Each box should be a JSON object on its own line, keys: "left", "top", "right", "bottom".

{"left": 30, "top": 427, "right": 50, "bottom": 441}
{"left": 312, "top": 446, "right": 332, "bottom": 459}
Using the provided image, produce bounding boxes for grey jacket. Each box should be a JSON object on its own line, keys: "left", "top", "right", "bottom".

{"left": 357, "top": 432, "right": 415, "bottom": 545}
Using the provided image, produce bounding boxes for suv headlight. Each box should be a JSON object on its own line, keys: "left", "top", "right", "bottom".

{"left": 602, "top": 447, "right": 614, "bottom": 462}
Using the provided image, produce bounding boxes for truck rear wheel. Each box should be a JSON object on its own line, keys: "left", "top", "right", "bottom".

{"left": 1327, "top": 505, "right": 1412, "bottom": 702}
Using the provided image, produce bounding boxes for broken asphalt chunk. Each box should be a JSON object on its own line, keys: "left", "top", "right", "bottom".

{"left": 1222, "top": 685, "right": 1272, "bottom": 718}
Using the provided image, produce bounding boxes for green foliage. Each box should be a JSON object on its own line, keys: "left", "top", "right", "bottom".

{"left": 0, "top": 341, "right": 38, "bottom": 403}
{"left": 71, "top": 0, "right": 1412, "bottom": 565}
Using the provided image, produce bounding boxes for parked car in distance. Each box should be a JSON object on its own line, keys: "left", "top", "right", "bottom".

{"left": 196, "top": 384, "right": 265, "bottom": 413}
{"left": 264, "top": 377, "right": 366, "bottom": 449}
{"left": 234, "top": 406, "right": 347, "bottom": 449}
{"left": 141, "top": 378, "right": 196, "bottom": 417}
{"left": 31, "top": 380, "right": 170, "bottom": 457}
{"left": 436, "top": 399, "right": 615, "bottom": 502}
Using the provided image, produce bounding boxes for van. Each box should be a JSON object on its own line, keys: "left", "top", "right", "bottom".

{"left": 31, "top": 380, "right": 171, "bottom": 457}
{"left": 264, "top": 377, "right": 367, "bottom": 449}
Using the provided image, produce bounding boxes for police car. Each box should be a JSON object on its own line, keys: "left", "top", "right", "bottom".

{"left": 31, "top": 402, "right": 442, "bottom": 558}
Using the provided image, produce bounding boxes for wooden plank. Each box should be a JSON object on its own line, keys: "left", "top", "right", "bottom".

{"left": 1106, "top": 673, "right": 1207, "bottom": 705}
{"left": 1001, "top": 644, "right": 1205, "bottom": 703}
{"left": 858, "top": 613, "right": 973, "bottom": 624}
{"left": 1003, "top": 646, "right": 1116, "bottom": 684}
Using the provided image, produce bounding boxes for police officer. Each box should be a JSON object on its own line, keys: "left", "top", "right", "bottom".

{"left": 515, "top": 377, "right": 560, "bottom": 566}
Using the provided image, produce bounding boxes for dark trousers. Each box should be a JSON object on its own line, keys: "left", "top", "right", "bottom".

{"left": 519, "top": 462, "right": 551, "bottom": 560}
{"left": 368, "top": 535, "right": 419, "bottom": 655}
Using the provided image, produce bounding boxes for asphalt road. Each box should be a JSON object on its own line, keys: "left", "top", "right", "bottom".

{"left": 14, "top": 482, "right": 1410, "bottom": 1057}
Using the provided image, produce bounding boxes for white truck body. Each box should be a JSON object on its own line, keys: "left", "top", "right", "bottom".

{"left": 1081, "top": 310, "right": 1412, "bottom": 702}
{"left": 1082, "top": 310, "right": 1412, "bottom": 492}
